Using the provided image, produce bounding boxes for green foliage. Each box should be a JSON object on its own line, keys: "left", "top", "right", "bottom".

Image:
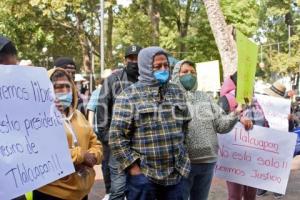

{"left": 1, "top": 0, "right": 299, "bottom": 77}
{"left": 221, "top": 0, "right": 259, "bottom": 36}
{"left": 0, "top": 0, "right": 53, "bottom": 66}
{"left": 178, "top": 3, "right": 219, "bottom": 62}
{"left": 257, "top": 0, "right": 300, "bottom": 77}
{"left": 112, "top": 4, "right": 153, "bottom": 65}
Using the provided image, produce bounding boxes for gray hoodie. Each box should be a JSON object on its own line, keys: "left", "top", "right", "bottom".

{"left": 172, "top": 60, "right": 238, "bottom": 163}
{"left": 138, "top": 46, "right": 169, "bottom": 86}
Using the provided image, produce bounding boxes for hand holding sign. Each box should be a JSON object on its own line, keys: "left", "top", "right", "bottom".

{"left": 240, "top": 117, "right": 253, "bottom": 130}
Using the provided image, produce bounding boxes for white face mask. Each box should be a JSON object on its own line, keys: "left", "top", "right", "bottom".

{"left": 56, "top": 92, "right": 73, "bottom": 109}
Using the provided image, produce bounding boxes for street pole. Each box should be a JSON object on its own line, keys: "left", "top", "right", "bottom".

{"left": 288, "top": 25, "right": 291, "bottom": 56}
{"left": 298, "top": 63, "right": 300, "bottom": 95}
{"left": 260, "top": 45, "right": 263, "bottom": 63}
{"left": 100, "top": 0, "right": 105, "bottom": 78}
{"left": 90, "top": 43, "right": 95, "bottom": 93}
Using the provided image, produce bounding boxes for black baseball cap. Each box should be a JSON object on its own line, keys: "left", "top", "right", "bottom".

{"left": 54, "top": 57, "right": 76, "bottom": 69}
{"left": 0, "top": 36, "right": 11, "bottom": 52}
{"left": 124, "top": 45, "right": 142, "bottom": 58}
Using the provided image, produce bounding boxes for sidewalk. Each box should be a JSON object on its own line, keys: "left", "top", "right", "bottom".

{"left": 90, "top": 165, "right": 300, "bottom": 200}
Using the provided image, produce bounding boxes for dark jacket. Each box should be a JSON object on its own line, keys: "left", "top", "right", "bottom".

{"left": 77, "top": 94, "right": 86, "bottom": 116}
{"left": 96, "top": 69, "right": 133, "bottom": 142}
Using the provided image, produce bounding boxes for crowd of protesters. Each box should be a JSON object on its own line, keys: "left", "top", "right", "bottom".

{"left": 2, "top": 34, "right": 300, "bottom": 200}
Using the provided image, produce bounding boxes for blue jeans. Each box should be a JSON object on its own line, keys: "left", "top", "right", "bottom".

{"left": 126, "top": 173, "right": 184, "bottom": 200}
{"left": 101, "top": 142, "right": 111, "bottom": 194}
{"left": 182, "top": 163, "right": 216, "bottom": 200}
{"left": 109, "top": 154, "right": 126, "bottom": 200}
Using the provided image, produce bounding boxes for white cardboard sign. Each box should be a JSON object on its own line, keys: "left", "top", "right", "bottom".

{"left": 256, "top": 94, "right": 291, "bottom": 132}
{"left": 215, "top": 123, "right": 296, "bottom": 194}
{"left": 0, "top": 65, "right": 74, "bottom": 200}
{"left": 196, "top": 60, "right": 220, "bottom": 92}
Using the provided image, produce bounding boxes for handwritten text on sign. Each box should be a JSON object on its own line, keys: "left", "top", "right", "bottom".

{"left": 256, "top": 94, "right": 291, "bottom": 132}
{"left": 215, "top": 123, "right": 296, "bottom": 194}
{"left": 0, "top": 65, "right": 74, "bottom": 200}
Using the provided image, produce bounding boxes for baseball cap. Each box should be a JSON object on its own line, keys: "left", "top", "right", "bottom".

{"left": 0, "top": 36, "right": 11, "bottom": 52}
{"left": 53, "top": 57, "right": 76, "bottom": 69}
{"left": 125, "top": 45, "right": 142, "bottom": 58}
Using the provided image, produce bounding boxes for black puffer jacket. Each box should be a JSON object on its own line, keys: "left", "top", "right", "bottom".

{"left": 96, "top": 69, "right": 134, "bottom": 143}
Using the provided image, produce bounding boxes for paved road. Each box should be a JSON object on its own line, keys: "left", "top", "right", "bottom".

{"left": 90, "top": 165, "right": 300, "bottom": 200}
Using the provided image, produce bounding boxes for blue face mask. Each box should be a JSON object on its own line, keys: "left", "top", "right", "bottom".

{"left": 56, "top": 92, "right": 73, "bottom": 109}
{"left": 153, "top": 70, "right": 170, "bottom": 85}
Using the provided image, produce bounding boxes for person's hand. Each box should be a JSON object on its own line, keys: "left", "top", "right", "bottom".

{"left": 128, "top": 163, "right": 142, "bottom": 176}
{"left": 240, "top": 117, "right": 253, "bottom": 130}
{"left": 83, "top": 152, "right": 97, "bottom": 168}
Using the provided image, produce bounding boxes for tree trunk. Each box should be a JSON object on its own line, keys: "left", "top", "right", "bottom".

{"left": 202, "top": 0, "right": 237, "bottom": 79}
{"left": 178, "top": 0, "right": 192, "bottom": 58}
{"left": 106, "top": 2, "right": 113, "bottom": 65}
{"left": 148, "top": 0, "right": 160, "bottom": 45}
{"left": 76, "top": 14, "right": 91, "bottom": 73}
{"left": 80, "top": 36, "right": 92, "bottom": 73}
{"left": 177, "top": 0, "right": 192, "bottom": 58}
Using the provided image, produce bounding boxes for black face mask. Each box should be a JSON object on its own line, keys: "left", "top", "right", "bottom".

{"left": 126, "top": 62, "right": 139, "bottom": 82}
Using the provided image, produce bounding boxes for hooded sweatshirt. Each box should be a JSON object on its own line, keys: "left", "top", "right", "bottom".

{"left": 109, "top": 47, "right": 191, "bottom": 186}
{"left": 37, "top": 68, "right": 102, "bottom": 200}
{"left": 172, "top": 61, "right": 238, "bottom": 164}
{"left": 138, "top": 46, "right": 170, "bottom": 86}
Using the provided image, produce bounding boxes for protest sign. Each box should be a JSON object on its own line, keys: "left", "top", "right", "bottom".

{"left": 215, "top": 123, "right": 296, "bottom": 194}
{"left": 236, "top": 30, "right": 258, "bottom": 104}
{"left": 256, "top": 94, "right": 291, "bottom": 132}
{"left": 0, "top": 65, "right": 74, "bottom": 200}
{"left": 196, "top": 60, "right": 220, "bottom": 92}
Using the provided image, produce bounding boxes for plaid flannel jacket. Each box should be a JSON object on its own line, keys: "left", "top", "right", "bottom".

{"left": 109, "top": 82, "right": 191, "bottom": 185}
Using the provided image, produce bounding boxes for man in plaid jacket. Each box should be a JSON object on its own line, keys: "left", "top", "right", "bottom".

{"left": 109, "top": 46, "right": 191, "bottom": 200}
